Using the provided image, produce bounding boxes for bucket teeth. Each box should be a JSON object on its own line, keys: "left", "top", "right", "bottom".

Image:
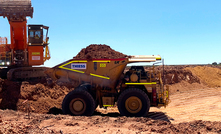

{"left": 0, "top": 0, "right": 33, "bottom": 20}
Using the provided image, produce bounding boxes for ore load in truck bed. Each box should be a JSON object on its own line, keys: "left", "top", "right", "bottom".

{"left": 74, "top": 44, "right": 128, "bottom": 59}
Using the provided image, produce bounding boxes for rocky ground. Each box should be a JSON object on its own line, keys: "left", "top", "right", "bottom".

{"left": 0, "top": 108, "right": 221, "bottom": 134}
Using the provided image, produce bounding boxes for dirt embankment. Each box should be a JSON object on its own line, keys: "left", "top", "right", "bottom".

{"left": 163, "top": 65, "right": 221, "bottom": 94}
{"left": 145, "top": 65, "right": 204, "bottom": 94}
{"left": 186, "top": 66, "right": 221, "bottom": 87}
{"left": 154, "top": 65, "right": 200, "bottom": 85}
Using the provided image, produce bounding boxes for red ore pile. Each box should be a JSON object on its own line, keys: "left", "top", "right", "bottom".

{"left": 74, "top": 44, "right": 128, "bottom": 59}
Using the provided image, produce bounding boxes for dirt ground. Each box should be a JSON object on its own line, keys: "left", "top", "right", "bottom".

{"left": 0, "top": 86, "right": 221, "bottom": 134}
{"left": 0, "top": 65, "right": 221, "bottom": 133}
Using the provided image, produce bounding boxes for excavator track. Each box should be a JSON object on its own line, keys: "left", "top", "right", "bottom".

{"left": 7, "top": 67, "right": 49, "bottom": 81}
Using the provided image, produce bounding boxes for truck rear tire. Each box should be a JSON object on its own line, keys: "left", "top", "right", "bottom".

{"left": 117, "top": 88, "right": 150, "bottom": 117}
{"left": 62, "top": 89, "right": 95, "bottom": 116}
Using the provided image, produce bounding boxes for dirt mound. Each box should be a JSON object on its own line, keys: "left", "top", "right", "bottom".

{"left": 0, "top": 79, "right": 73, "bottom": 114}
{"left": 163, "top": 69, "right": 200, "bottom": 85}
{"left": 168, "top": 80, "right": 207, "bottom": 95}
{"left": 146, "top": 65, "right": 200, "bottom": 85}
{"left": 186, "top": 66, "right": 221, "bottom": 87}
{"left": 74, "top": 44, "right": 127, "bottom": 59}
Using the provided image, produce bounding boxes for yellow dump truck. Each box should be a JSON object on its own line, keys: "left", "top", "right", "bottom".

{"left": 45, "top": 55, "right": 169, "bottom": 116}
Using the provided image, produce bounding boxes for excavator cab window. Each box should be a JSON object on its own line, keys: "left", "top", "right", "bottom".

{"left": 28, "top": 25, "right": 44, "bottom": 45}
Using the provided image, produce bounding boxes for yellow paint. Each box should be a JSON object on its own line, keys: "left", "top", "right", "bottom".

{"left": 90, "top": 73, "right": 110, "bottom": 79}
{"left": 165, "top": 91, "right": 169, "bottom": 98}
{"left": 100, "top": 63, "right": 106, "bottom": 67}
{"left": 59, "top": 60, "right": 87, "bottom": 68}
{"left": 43, "top": 45, "right": 50, "bottom": 62}
{"left": 32, "top": 52, "right": 40, "bottom": 55}
{"left": 125, "top": 82, "right": 157, "bottom": 85}
{"left": 156, "top": 57, "right": 161, "bottom": 60}
{"left": 103, "top": 105, "right": 114, "bottom": 107}
{"left": 58, "top": 60, "right": 87, "bottom": 74}
{"left": 59, "top": 66, "right": 85, "bottom": 73}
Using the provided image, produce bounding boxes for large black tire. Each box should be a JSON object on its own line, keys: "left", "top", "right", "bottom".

{"left": 117, "top": 88, "right": 150, "bottom": 117}
{"left": 75, "top": 83, "right": 96, "bottom": 99}
{"left": 75, "top": 83, "right": 90, "bottom": 92}
{"left": 75, "top": 83, "right": 98, "bottom": 110}
{"left": 62, "top": 89, "right": 95, "bottom": 116}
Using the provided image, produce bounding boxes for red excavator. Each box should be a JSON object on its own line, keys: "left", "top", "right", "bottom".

{"left": 0, "top": 0, "right": 50, "bottom": 80}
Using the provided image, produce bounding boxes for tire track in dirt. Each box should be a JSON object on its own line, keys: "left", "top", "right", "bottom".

{"left": 150, "top": 87, "right": 221, "bottom": 124}
{"left": 147, "top": 112, "right": 171, "bottom": 122}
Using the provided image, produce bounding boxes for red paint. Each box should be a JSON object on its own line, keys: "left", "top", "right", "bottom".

{"left": 152, "top": 88, "right": 157, "bottom": 106}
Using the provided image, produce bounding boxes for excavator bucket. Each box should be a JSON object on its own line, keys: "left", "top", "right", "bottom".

{"left": 0, "top": 0, "right": 33, "bottom": 20}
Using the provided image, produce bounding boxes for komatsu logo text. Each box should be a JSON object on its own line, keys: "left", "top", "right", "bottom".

{"left": 71, "top": 63, "right": 86, "bottom": 69}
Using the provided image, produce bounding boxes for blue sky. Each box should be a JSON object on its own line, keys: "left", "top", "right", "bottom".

{"left": 0, "top": 0, "right": 221, "bottom": 67}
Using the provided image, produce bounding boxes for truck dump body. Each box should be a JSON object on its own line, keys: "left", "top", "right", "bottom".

{"left": 45, "top": 55, "right": 161, "bottom": 89}
{"left": 46, "top": 58, "right": 128, "bottom": 89}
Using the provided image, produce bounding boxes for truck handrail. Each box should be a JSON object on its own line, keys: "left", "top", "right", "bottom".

{"left": 128, "top": 55, "right": 161, "bottom": 63}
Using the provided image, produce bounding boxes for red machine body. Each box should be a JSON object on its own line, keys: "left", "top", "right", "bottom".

{"left": 0, "top": 0, "right": 50, "bottom": 80}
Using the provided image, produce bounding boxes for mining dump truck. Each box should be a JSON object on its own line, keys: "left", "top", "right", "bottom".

{"left": 45, "top": 55, "right": 169, "bottom": 117}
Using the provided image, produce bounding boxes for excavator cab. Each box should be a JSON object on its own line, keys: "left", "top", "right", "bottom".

{"left": 27, "top": 25, "right": 50, "bottom": 66}
{"left": 28, "top": 25, "right": 49, "bottom": 46}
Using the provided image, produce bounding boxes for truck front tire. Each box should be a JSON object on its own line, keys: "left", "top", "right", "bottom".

{"left": 117, "top": 88, "right": 150, "bottom": 117}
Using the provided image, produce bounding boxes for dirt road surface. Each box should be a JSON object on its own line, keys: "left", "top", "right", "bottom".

{"left": 0, "top": 87, "right": 221, "bottom": 134}
{"left": 150, "top": 87, "right": 221, "bottom": 124}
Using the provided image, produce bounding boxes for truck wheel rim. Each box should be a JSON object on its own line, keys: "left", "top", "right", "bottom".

{"left": 125, "top": 96, "right": 142, "bottom": 114}
{"left": 69, "top": 98, "right": 86, "bottom": 115}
